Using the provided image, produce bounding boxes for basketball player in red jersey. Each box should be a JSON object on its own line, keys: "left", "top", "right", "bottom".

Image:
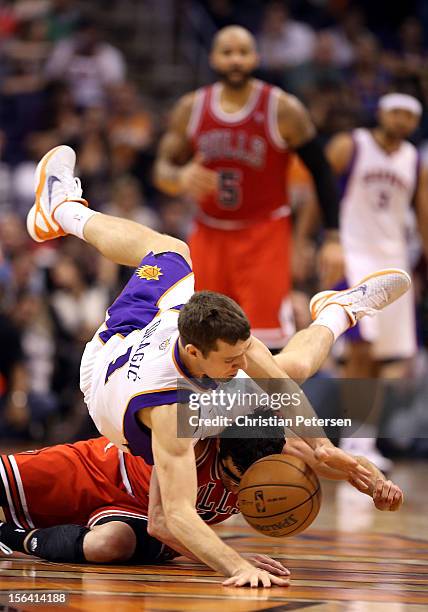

{"left": 0, "top": 423, "right": 402, "bottom": 567}
{"left": 154, "top": 26, "right": 343, "bottom": 349}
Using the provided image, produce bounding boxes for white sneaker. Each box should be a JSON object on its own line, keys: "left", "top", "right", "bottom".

{"left": 27, "top": 145, "right": 87, "bottom": 242}
{"left": 310, "top": 269, "right": 411, "bottom": 326}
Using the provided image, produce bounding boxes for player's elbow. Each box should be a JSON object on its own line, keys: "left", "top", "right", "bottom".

{"left": 147, "top": 509, "right": 166, "bottom": 539}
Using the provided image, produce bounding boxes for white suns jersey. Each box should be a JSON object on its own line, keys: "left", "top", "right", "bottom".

{"left": 340, "top": 128, "right": 419, "bottom": 262}
{"left": 81, "top": 308, "right": 253, "bottom": 458}
{"left": 83, "top": 310, "right": 184, "bottom": 454}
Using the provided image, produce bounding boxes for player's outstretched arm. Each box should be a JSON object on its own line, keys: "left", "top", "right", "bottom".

{"left": 148, "top": 468, "right": 289, "bottom": 575}
{"left": 144, "top": 403, "right": 289, "bottom": 587}
{"left": 349, "top": 455, "right": 404, "bottom": 511}
{"left": 284, "top": 439, "right": 403, "bottom": 511}
{"left": 245, "top": 336, "right": 371, "bottom": 485}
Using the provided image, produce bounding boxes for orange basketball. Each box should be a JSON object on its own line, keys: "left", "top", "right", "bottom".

{"left": 238, "top": 454, "right": 321, "bottom": 538}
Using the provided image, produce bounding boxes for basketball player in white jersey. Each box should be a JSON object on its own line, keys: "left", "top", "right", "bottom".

{"left": 326, "top": 93, "right": 428, "bottom": 469}
{"left": 25, "top": 145, "right": 409, "bottom": 586}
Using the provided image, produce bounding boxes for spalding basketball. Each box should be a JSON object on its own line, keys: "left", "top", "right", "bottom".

{"left": 238, "top": 454, "right": 321, "bottom": 537}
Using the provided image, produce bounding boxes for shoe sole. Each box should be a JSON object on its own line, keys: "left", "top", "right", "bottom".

{"left": 310, "top": 267, "right": 412, "bottom": 320}
{"left": 27, "top": 145, "right": 75, "bottom": 242}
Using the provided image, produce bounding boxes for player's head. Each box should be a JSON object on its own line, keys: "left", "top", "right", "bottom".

{"left": 210, "top": 26, "right": 259, "bottom": 89}
{"left": 217, "top": 409, "right": 285, "bottom": 493}
{"left": 178, "top": 291, "right": 251, "bottom": 380}
{"left": 377, "top": 93, "right": 422, "bottom": 140}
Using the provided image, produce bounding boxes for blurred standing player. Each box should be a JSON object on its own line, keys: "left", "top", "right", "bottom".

{"left": 326, "top": 93, "right": 428, "bottom": 467}
{"left": 154, "top": 26, "right": 343, "bottom": 350}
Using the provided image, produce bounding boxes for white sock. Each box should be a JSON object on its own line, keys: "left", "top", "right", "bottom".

{"left": 311, "top": 304, "right": 350, "bottom": 341}
{"left": 54, "top": 201, "right": 98, "bottom": 241}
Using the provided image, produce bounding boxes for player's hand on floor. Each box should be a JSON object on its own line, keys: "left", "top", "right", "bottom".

{"left": 373, "top": 479, "right": 404, "bottom": 511}
{"left": 222, "top": 566, "right": 290, "bottom": 588}
{"left": 245, "top": 553, "right": 290, "bottom": 577}
{"left": 179, "top": 153, "right": 218, "bottom": 199}
{"left": 314, "top": 445, "right": 372, "bottom": 488}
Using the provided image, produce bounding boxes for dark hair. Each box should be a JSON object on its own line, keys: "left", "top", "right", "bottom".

{"left": 218, "top": 409, "right": 285, "bottom": 474}
{"left": 178, "top": 291, "right": 251, "bottom": 357}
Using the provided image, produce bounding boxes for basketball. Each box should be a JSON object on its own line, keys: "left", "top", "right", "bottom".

{"left": 238, "top": 454, "right": 322, "bottom": 538}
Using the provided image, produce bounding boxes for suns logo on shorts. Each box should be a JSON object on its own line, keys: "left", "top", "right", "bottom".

{"left": 136, "top": 265, "right": 163, "bottom": 281}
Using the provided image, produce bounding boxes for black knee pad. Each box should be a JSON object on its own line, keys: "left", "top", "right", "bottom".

{"left": 27, "top": 524, "right": 89, "bottom": 563}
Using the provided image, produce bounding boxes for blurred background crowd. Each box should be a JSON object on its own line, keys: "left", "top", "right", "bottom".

{"left": 1, "top": 0, "right": 428, "bottom": 451}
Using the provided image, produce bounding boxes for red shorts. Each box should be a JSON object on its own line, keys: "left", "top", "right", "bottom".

{"left": 0, "top": 437, "right": 151, "bottom": 529}
{"left": 189, "top": 217, "right": 294, "bottom": 348}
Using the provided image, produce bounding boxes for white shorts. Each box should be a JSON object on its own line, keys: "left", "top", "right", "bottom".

{"left": 345, "top": 255, "right": 416, "bottom": 360}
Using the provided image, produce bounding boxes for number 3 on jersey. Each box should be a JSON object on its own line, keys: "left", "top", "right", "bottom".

{"left": 218, "top": 169, "right": 242, "bottom": 210}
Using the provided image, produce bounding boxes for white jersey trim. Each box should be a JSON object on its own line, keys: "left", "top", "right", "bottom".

{"left": 0, "top": 459, "right": 23, "bottom": 528}
{"left": 8, "top": 455, "right": 35, "bottom": 529}
{"left": 187, "top": 89, "right": 206, "bottom": 139}
{"left": 119, "top": 451, "right": 135, "bottom": 498}
{"left": 88, "top": 509, "right": 148, "bottom": 527}
{"left": 210, "top": 81, "right": 263, "bottom": 124}
{"left": 267, "top": 87, "right": 287, "bottom": 150}
{"left": 157, "top": 272, "right": 194, "bottom": 311}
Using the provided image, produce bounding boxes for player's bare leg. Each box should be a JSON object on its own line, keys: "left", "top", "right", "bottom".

{"left": 81, "top": 213, "right": 191, "bottom": 268}
{"left": 274, "top": 325, "right": 334, "bottom": 382}
{"left": 26, "top": 145, "right": 191, "bottom": 267}
{"left": 83, "top": 522, "right": 136, "bottom": 563}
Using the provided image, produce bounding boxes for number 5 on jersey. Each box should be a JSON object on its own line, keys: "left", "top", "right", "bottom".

{"left": 218, "top": 169, "right": 243, "bottom": 209}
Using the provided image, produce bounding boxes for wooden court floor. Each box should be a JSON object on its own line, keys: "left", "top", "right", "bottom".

{"left": 0, "top": 461, "right": 427, "bottom": 612}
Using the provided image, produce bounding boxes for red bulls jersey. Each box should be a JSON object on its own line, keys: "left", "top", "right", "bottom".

{"left": 188, "top": 79, "right": 292, "bottom": 224}
{"left": 0, "top": 438, "right": 238, "bottom": 530}
{"left": 126, "top": 439, "right": 239, "bottom": 525}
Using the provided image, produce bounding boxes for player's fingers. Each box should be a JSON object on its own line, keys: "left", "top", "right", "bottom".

{"left": 270, "top": 574, "right": 290, "bottom": 587}
{"left": 259, "top": 557, "right": 289, "bottom": 575}
{"left": 222, "top": 576, "right": 237, "bottom": 586}
{"left": 189, "top": 177, "right": 217, "bottom": 196}
{"left": 268, "top": 560, "right": 290, "bottom": 575}
{"left": 374, "top": 478, "right": 384, "bottom": 498}
{"left": 188, "top": 184, "right": 213, "bottom": 199}
{"left": 382, "top": 480, "right": 392, "bottom": 500}
{"left": 193, "top": 164, "right": 218, "bottom": 182}
{"left": 189, "top": 174, "right": 215, "bottom": 190}
{"left": 250, "top": 574, "right": 259, "bottom": 588}
{"left": 391, "top": 489, "right": 403, "bottom": 510}
{"left": 387, "top": 484, "right": 399, "bottom": 505}
{"left": 350, "top": 475, "right": 370, "bottom": 490}
{"left": 253, "top": 561, "right": 284, "bottom": 575}
{"left": 235, "top": 575, "right": 251, "bottom": 587}
{"left": 195, "top": 167, "right": 218, "bottom": 183}
{"left": 261, "top": 572, "right": 272, "bottom": 588}
{"left": 353, "top": 462, "right": 372, "bottom": 478}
